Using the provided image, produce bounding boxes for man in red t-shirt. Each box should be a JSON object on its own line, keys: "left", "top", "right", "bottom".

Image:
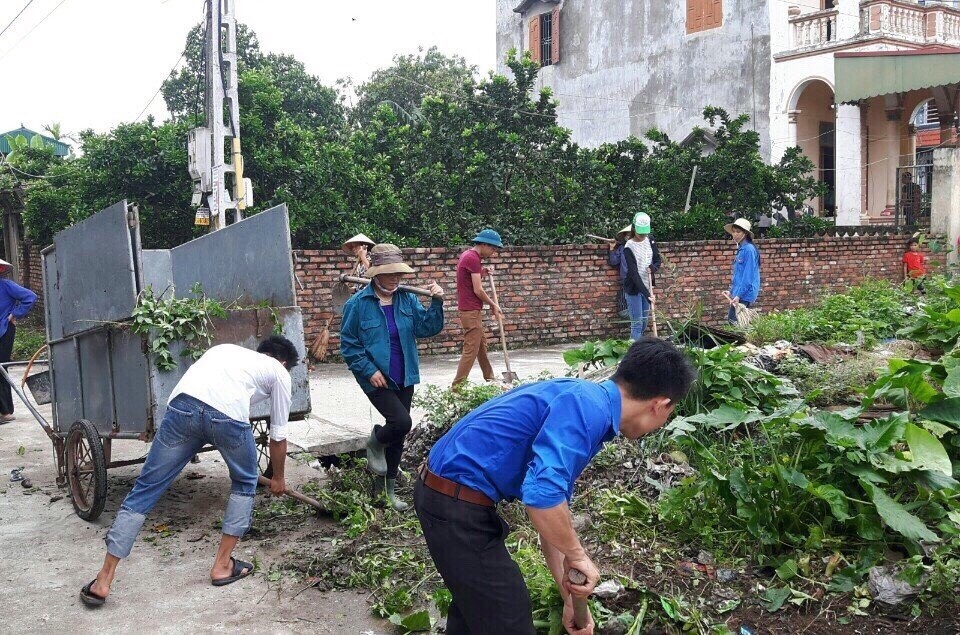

{"left": 453, "top": 229, "right": 504, "bottom": 388}
{"left": 902, "top": 237, "right": 926, "bottom": 281}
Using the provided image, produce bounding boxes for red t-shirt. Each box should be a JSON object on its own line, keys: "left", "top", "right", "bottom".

{"left": 456, "top": 248, "right": 485, "bottom": 311}
{"left": 903, "top": 251, "right": 926, "bottom": 278}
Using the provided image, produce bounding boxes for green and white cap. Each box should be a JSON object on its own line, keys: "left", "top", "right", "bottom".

{"left": 633, "top": 212, "right": 651, "bottom": 235}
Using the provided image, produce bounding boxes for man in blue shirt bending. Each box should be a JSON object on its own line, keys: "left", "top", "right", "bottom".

{"left": 415, "top": 337, "right": 696, "bottom": 635}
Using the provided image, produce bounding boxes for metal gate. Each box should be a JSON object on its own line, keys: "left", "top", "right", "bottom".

{"left": 895, "top": 163, "right": 933, "bottom": 230}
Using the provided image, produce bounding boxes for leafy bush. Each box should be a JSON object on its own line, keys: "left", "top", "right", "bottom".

{"left": 677, "top": 344, "right": 787, "bottom": 416}
{"left": 899, "top": 279, "right": 960, "bottom": 352}
{"left": 12, "top": 318, "right": 46, "bottom": 361}
{"left": 748, "top": 279, "right": 905, "bottom": 346}
{"left": 763, "top": 216, "right": 833, "bottom": 238}
{"left": 776, "top": 355, "right": 879, "bottom": 407}
{"left": 661, "top": 351, "right": 960, "bottom": 559}
{"left": 562, "top": 339, "right": 631, "bottom": 374}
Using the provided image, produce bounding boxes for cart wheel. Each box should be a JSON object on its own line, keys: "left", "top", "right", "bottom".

{"left": 66, "top": 419, "right": 107, "bottom": 521}
{"left": 253, "top": 420, "right": 273, "bottom": 478}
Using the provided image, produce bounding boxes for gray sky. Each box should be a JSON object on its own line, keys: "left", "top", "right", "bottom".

{"left": 0, "top": 0, "right": 495, "bottom": 139}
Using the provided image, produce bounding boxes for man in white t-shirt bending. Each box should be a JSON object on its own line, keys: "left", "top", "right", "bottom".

{"left": 79, "top": 336, "right": 299, "bottom": 607}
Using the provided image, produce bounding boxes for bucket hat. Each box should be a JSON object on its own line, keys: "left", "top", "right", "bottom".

{"left": 364, "top": 244, "right": 415, "bottom": 277}
{"left": 471, "top": 229, "right": 503, "bottom": 248}
{"left": 633, "top": 212, "right": 651, "bottom": 235}
{"left": 342, "top": 233, "right": 375, "bottom": 252}
{"left": 724, "top": 218, "right": 753, "bottom": 238}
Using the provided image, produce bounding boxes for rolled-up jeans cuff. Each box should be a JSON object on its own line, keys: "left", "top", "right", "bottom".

{"left": 221, "top": 492, "right": 254, "bottom": 537}
{"left": 105, "top": 507, "right": 147, "bottom": 559}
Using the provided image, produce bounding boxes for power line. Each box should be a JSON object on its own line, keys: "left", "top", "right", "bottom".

{"left": 0, "top": 0, "right": 70, "bottom": 62}
{"left": 133, "top": 50, "right": 186, "bottom": 122}
{"left": 0, "top": 0, "right": 37, "bottom": 41}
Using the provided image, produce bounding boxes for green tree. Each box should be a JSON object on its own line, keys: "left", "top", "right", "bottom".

{"left": 351, "top": 46, "right": 476, "bottom": 126}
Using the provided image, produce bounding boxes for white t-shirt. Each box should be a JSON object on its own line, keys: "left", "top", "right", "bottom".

{"left": 625, "top": 238, "right": 653, "bottom": 294}
{"left": 169, "top": 344, "right": 293, "bottom": 442}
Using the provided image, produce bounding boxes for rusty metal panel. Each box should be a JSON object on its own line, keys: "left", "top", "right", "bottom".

{"left": 142, "top": 250, "right": 173, "bottom": 299}
{"left": 110, "top": 329, "right": 151, "bottom": 435}
{"left": 42, "top": 248, "right": 63, "bottom": 341}
{"left": 77, "top": 330, "right": 114, "bottom": 435}
{"left": 169, "top": 205, "right": 296, "bottom": 306}
{"left": 49, "top": 338, "right": 82, "bottom": 433}
{"left": 53, "top": 201, "right": 140, "bottom": 336}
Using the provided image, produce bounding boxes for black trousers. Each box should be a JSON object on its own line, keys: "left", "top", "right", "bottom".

{"left": 413, "top": 479, "right": 535, "bottom": 635}
{"left": 0, "top": 322, "right": 15, "bottom": 415}
{"left": 365, "top": 385, "right": 414, "bottom": 479}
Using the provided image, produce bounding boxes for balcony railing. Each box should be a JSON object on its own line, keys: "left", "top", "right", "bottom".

{"left": 790, "top": 9, "right": 839, "bottom": 48}
{"left": 861, "top": 0, "right": 960, "bottom": 45}
{"left": 780, "top": 1, "right": 960, "bottom": 55}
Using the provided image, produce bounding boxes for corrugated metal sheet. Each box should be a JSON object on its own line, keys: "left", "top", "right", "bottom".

{"left": 835, "top": 51, "right": 960, "bottom": 103}
{"left": 0, "top": 127, "right": 71, "bottom": 156}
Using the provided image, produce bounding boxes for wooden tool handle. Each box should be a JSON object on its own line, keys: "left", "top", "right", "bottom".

{"left": 568, "top": 569, "right": 590, "bottom": 630}
{"left": 338, "top": 274, "right": 437, "bottom": 297}
{"left": 487, "top": 272, "right": 513, "bottom": 374}
{"left": 257, "top": 475, "right": 324, "bottom": 511}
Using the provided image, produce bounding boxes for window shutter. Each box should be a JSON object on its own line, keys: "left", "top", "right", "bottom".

{"left": 708, "top": 0, "right": 722, "bottom": 28}
{"left": 687, "top": 0, "right": 703, "bottom": 33}
{"left": 529, "top": 17, "right": 542, "bottom": 65}
{"left": 551, "top": 7, "right": 561, "bottom": 64}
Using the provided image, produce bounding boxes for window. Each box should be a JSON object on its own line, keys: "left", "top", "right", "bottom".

{"left": 529, "top": 9, "right": 560, "bottom": 66}
{"left": 686, "top": 0, "right": 722, "bottom": 34}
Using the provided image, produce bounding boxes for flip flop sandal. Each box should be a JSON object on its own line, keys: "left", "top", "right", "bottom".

{"left": 80, "top": 580, "right": 106, "bottom": 607}
{"left": 211, "top": 557, "right": 253, "bottom": 587}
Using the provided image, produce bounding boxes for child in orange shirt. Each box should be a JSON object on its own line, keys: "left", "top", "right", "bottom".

{"left": 902, "top": 238, "right": 926, "bottom": 287}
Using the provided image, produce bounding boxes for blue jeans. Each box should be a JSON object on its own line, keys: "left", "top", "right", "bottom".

{"left": 625, "top": 293, "right": 651, "bottom": 340}
{"left": 105, "top": 394, "right": 259, "bottom": 559}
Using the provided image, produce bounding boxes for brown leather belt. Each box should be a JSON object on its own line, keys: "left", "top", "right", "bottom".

{"left": 419, "top": 464, "right": 495, "bottom": 507}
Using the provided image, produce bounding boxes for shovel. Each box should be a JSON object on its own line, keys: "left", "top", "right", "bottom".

{"left": 487, "top": 270, "right": 519, "bottom": 383}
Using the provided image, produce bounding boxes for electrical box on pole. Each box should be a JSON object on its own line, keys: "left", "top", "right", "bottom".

{"left": 187, "top": 0, "right": 251, "bottom": 231}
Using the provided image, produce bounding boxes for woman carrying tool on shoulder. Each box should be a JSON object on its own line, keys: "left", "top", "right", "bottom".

{"left": 724, "top": 218, "right": 761, "bottom": 324}
{"left": 340, "top": 244, "right": 445, "bottom": 510}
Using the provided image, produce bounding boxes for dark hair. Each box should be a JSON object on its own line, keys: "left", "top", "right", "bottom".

{"left": 257, "top": 335, "right": 300, "bottom": 369}
{"left": 907, "top": 237, "right": 919, "bottom": 247}
{"left": 612, "top": 337, "right": 696, "bottom": 403}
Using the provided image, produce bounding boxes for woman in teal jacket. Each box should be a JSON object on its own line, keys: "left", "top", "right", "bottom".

{"left": 340, "top": 244, "right": 445, "bottom": 510}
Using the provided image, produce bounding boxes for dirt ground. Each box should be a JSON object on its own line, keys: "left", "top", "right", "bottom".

{"left": 0, "top": 382, "right": 388, "bottom": 634}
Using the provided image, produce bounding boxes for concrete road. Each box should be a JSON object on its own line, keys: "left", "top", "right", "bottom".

{"left": 0, "top": 346, "right": 572, "bottom": 634}
{"left": 288, "top": 345, "right": 572, "bottom": 455}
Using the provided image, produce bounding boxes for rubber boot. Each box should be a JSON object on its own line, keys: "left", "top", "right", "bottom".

{"left": 385, "top": 478, "right": 409, "bottom": 512}
{"left": 371, "top": 475, "right": 386, "bottom": 507}
{"left": 366, "top": 429, "right": 387, "bottom": 475}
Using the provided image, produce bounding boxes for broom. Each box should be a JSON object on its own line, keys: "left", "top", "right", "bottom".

{"left": 310, "top": 318, "right": 331, "bottom": 361}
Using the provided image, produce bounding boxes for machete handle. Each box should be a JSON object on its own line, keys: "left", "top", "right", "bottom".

{"left": 568, "top": 568, "right": 590, "bottom": 630}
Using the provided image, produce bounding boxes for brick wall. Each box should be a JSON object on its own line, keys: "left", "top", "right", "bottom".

{"left": 295, "top": 234, "right": 932, "bottom": 358}
{"left": 16, "top": 242, "right": 44, "bottom": 312}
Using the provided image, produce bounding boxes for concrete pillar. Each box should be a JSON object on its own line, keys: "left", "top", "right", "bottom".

{"left": 931, "top": 147, "right": 960, "bottom": 263}
{"left": 835, "top": 104, "right": 862, "bottom": 225}
{"left": 884, "top": 108, "right": 902, "bottom": 215}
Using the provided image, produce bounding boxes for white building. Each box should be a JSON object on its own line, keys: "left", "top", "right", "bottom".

{"left": 497, "top": 0, "right": 960, "bottom": 227}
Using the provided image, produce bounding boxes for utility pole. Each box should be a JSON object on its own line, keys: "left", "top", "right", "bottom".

{"left": 188, "top": 0, "right": 250, "bottom": 231}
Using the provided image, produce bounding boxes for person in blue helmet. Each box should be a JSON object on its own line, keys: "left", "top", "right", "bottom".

{"left": 452, "top": 228, "right": 503, "bottom": 389}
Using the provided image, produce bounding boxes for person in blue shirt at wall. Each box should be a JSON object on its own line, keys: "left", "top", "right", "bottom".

{"left": 724, "top": 218, "right": 761, "bottom": 324}
{"left": 0, "top": 259, "right": 37, "bottom": 424}
{"left": 415, "top": 337, "right": 696, "bottom": 635}
{"left": 340, "top": 244, "right": 445, "bottom": 511}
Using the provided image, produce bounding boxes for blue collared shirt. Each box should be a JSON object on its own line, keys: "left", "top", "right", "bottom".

{"left": 729, "top": 241, "right": 761, "bottom": 303}
{"left": 427, "top": 379, "right": 622, "bottom": 509}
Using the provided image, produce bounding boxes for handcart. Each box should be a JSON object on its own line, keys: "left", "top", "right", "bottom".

{"left": 0, "top": 201, "right": 312, "bottom": 521}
